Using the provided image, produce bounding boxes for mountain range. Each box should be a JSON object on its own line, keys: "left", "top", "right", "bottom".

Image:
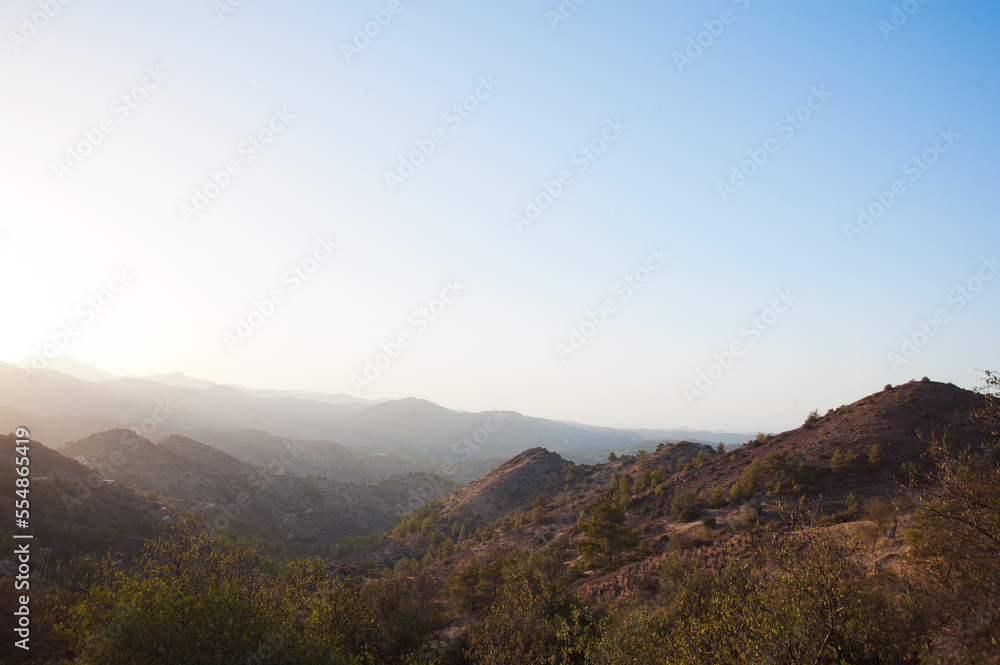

{"left": 0, "top": 359, "right": 754, "bottom": 461}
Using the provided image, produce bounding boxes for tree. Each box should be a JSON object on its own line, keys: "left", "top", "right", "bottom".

{"left": 465, "top": 545, "right": 582, "bottom": 665}
{"left": 867, "top": 443, "right": 886, "bottom": 467}
{"left": 708, "top": 487, "right": 728, "bottom": 509}
{"left": 530, "top": 494, "right": 549, "bottom": 523}
{"left": 450, "top": 557, "right": 481, "bottom": 613}
{"left": 905, "top": 371, "right": 1000, "bottom": 661}
{"left": 831, "top": 448, "right": 858, "bottom": 474}
{"left": 575, "top": 492, "right": 639, "bottom": 569}
{"left": 636, "top": 449, "right": 649, "bottom": 469}
{"left": 607, "top": 451, "right": 617, "bottom": 462}
{"left": 671, "top": 489, "right": 702, "bottom": 522}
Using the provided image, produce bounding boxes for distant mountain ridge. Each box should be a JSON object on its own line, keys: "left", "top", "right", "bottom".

{"left": 1, "top": 359, "right": 754, "bottom": 461}
{"left": 59, "top": 428, "right": 457, "bottom": 554}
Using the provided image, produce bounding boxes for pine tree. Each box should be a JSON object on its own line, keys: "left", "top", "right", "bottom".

{"left": 575, "top": 492, "right": 639, "bottom": 568}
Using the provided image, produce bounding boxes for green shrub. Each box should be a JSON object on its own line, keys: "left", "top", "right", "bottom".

{"left": 671, "top": 489, "right": 702, "bottom": 522}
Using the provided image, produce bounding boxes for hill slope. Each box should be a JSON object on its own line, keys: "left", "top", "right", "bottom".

{"left": 60, "top": 429, "right": 457, "bottom": 555}
{"left": 350, "top": 379, "right": 987, "bottom": 599}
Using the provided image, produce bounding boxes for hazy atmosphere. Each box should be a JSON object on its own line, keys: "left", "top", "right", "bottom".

{"left": 3, "top": 3, "right": 1000, "bottom": 663}
{"left": 2, "top": 1, "right": 998, "bottom": 431}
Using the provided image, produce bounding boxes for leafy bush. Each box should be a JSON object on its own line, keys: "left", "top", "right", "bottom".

{"left": 671, "top": 489, "right": 702, "bottom": 522}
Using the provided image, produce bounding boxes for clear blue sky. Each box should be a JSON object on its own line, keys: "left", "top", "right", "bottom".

{"left": 1, "top": 0, "right": 997, "bottom": 432}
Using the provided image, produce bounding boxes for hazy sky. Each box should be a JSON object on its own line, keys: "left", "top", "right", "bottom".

{"left": 1, "top": 1, "right": 997, "bottom": 432}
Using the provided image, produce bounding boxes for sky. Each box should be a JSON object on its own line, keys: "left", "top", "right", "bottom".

{"left": 1, "top": 0, "right": 997, "bottom": 433}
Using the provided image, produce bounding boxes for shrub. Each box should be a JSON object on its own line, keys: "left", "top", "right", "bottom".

{"left": 867, "top": 444, "right": 886, "bottom": 467}
{"left": 803, "top": 409, "right": 820, "bottom": 429}
{"left": 607, "top": 451, "right": 617, "bottom": 462}
{"left": 671, "top": 489, "right": 702, "bottom": 522}
{"left": 831, "top": 448, "right": 858, "bottom": 474}
{"left": 707, "top": 487, "right": 727, "bottom": 508}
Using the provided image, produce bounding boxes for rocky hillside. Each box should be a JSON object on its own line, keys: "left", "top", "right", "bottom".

{"left": 348, "top": 378, "right": 987, "bottom": 600}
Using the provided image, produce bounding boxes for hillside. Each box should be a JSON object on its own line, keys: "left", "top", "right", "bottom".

{"left": 59, "top": 429, "right": 457, "bottom": 555}
{"left": 129, "top": 426, "right": 506, "bottom": 485}
{"left": 0, "top": 432, "right": 161, "bottom": 564}
{"left": 349, "top": 379, "right": 988, "bottom": 596}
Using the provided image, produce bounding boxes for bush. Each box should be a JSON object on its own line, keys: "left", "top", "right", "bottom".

{"left": 831, "top": 448, "right": 858, "bottom": 474}
{"left": 707, "top": 487, "right": 727, "bottom": 508}
{"left": 803, "top": 409, "right": 820, "bottom": 429}
{"left": 867, "top": 444, "right": 886, "bottom": 467}
{"left": 671, "top": 489, "right": 702, "bottom": 522}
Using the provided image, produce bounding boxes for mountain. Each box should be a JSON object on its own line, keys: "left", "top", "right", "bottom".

{"left": 58, "top": 429, "right": 457, "bottom": 554}
{"left": 349, "top": 378, "right": 988, "bottom": 598}
{"left": 14, "top": 356, "right": 383, "bottom": 406}
{"left": 0, "top": 406, "right": 121, "bottom": 448}
{"left": 137, "top": 426, "right": 505, "bottom": 485}
{"left": 0, "top": 432, "right": 161, "bottom": 564}
{"left": 222, "top": 385, "right": 384, "bottom": 406}
{"left": 12, "top": 356, "right": 119, "bottom": 383}
{"left": 325, "top": 398, "right": 702, "bottom": 458}
{"left": 130, "top": 372, "right": 217, "bottom": 390}
{"left": 0, "top": 362, "right": 751, "bottom": 462}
